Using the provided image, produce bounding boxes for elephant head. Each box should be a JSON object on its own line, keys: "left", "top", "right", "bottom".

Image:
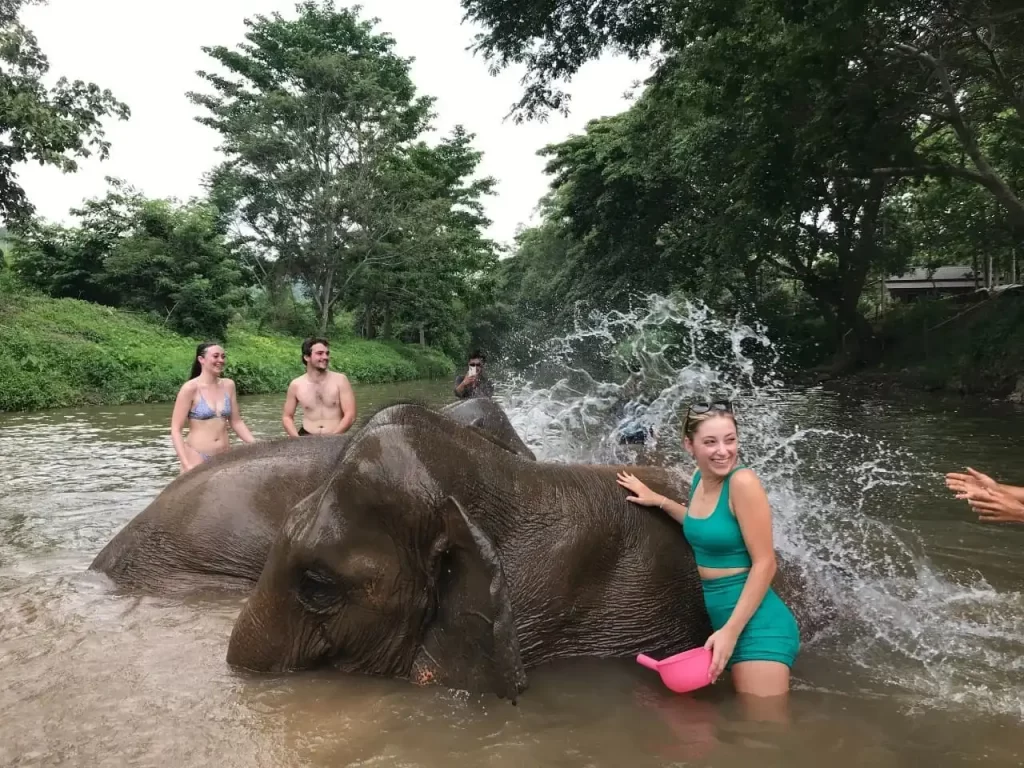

{"left": 226, "top": 406, "right": 528, "bottom": 700}
{"left": 440, "top": 398, "right": 535, "bottom": 460}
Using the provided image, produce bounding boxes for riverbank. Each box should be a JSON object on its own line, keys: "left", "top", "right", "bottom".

{"left": 0, "top": 284, "right": 454, "bottom": 412}
{"left": 829, "top": 288, "right": 1024, "bottom": 400}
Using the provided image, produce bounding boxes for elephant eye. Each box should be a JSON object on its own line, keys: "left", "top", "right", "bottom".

{"left": 296, "top": 566, "right": 343, "bottom": 615}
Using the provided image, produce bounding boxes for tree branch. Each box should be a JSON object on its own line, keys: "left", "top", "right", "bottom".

{"left": 969, "top": 23, "right": 1024, "bottom": 125}
{"left": 852, "top": 164, "right": 994, "bottom": 185}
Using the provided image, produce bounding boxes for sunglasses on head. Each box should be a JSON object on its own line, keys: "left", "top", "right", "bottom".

{"left": 687, "top": 399, "right": 732, "bottom": 415}
{"left": 682, "top": 399, "right": 733, "bottom": 432}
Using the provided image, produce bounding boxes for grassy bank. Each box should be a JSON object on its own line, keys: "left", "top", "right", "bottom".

{"left": 845, "top": 288, "right": 1024, "bottom": 397}
{"left": 0, "top": 281, "right": 454, "bottom": 412}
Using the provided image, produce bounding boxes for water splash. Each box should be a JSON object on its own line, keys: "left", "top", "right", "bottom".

{"left": 495, "top": 293, "right": 1024, "bottom": 718}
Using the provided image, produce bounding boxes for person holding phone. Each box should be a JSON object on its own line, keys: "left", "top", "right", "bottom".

{"left": 454, "top": 350, "right": 494, "bottom": 399}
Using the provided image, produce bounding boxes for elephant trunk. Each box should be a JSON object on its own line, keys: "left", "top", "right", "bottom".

{"left": 228, "top": 586, "right": 311, "bottom": 673}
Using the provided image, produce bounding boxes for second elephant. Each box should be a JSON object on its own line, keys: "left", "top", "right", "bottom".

{"left": 89, "top": 398, "right": 533, "bottom": 595}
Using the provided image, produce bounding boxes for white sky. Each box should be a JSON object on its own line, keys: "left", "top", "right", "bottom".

{"left": 16, "top": 0, "right": 651, "bottom": 249}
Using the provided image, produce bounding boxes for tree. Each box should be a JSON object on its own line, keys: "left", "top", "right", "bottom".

{"left": 0, "top": 0, "right": 129, "bottom": 222}
{"left": 461, "top": 0, "right": 1024, "bottom": 366}
{"left": 102, "top": 196, "right": 246, "bottom": 338}
{"left": 528, "top": 24, "right": 921, "bottom": 365}
{"left": 190, "top": 0, "right": 435, "bottom": 334}
{"left": 461, "top": 0, "right": 1024, "bottom": 229}
{"left": 347, "top": 126, "right": 499, "bottom": 353}
{"left": 11, "top": 180, "right": 246, "bottom": 337}
{"left": 861, "top": 0, "right": 1024, "bottom": 229}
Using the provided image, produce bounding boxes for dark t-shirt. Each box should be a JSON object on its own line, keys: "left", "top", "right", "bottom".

{"left": 454, "top": 374, "right": 494, "bottom": 399}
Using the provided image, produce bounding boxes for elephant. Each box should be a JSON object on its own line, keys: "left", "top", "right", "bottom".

{"left": 89, "top": 398, "right": 533, "bottom": 595}
{"left": 226, "top": 402, "right": 714, "bottom": 702}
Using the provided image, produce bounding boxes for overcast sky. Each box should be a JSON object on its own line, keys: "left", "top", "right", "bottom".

{"left": 17, "top": 0, "right": 651, "bottom": 248}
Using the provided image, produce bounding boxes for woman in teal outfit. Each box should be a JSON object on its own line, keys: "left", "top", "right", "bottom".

{"left": 617, "top": 400, "right": 799, "bottom": 697}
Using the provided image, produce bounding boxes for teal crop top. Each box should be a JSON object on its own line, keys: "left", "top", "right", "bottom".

{"left": 682, "top": 468, "right": 753, "bottom": 569}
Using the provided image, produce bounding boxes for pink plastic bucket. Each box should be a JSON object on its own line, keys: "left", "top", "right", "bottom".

{"left": 636, "top": 647, "right": 713, "bottom": 693}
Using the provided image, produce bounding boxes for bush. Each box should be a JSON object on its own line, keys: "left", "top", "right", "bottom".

{"left": 869, "top": 291, "right": 1024, "bottom": 395}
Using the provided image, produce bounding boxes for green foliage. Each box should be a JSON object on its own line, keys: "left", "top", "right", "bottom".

{"left": 192, "top": 2, "right": 499, "bottom": 346}
{"left": 0, "top": 0, "right": 130, "bottom": 221}
{"left": 11, "top": 180, "right": 247, "bottom": 338}
{"left": 346, "top": 125, "right": 501, "bottom": 359}
{"left": 0, "top": 279, "right": 453, "bottom": 412}
{"left": 870, "top": 292, "right": 1024, "bottom": 395}
{"left": 466, "top": 0, "right": 1024, "bottom": 373}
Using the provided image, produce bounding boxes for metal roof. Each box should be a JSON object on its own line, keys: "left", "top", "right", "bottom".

{"left": 885, "top": 266, "right": 976, "bottom": 289}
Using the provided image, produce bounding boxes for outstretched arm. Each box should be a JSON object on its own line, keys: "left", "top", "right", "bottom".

{"left": 965, "top": 487, "right": 1024, "bottom": 523}
{"left": 946, "top": 467, "right": 1024, "bottom": 503}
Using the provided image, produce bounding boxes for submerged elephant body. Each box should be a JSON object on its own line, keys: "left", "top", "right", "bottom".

{"left": 90, "top": 399, "right": 533, "bottom": 594}
{"left": 228, "top": 403, "right": 713, "bottom": 700}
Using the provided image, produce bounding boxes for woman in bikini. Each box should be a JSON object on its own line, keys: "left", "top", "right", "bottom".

{"left": 170, "top": 341, "right": 256, "bottom": 473}
{"left": 617, "top": 400, "right": 799, "bottom": 698}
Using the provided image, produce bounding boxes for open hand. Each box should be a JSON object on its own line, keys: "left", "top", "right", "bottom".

{"left": 616, "top": 472, "right": 664, "bottom": 508}
{"left": 945, "top": 467, "right": 997, "bottom": 498}
{"left": 704, "top": 627, "right": 738, "bottom": 683}
{"left": 965, "top": 486, "right": 1024, "bottom": 523}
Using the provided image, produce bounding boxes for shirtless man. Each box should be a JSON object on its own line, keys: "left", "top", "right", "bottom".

{"left": 282, "top": 337, "right": 357, "bottom": 437}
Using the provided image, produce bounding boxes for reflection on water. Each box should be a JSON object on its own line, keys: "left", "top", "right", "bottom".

{"left": 2, "top": 376, "right": 1024, "bottom": 766}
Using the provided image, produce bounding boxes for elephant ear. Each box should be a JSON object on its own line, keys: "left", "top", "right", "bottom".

{"left": 416, "top": 496, "right": 527, "bottom": 702}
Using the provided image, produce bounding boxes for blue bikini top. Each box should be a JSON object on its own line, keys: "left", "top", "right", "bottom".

{"left": 188, "top": 388, "right": 231, "bottom": 421}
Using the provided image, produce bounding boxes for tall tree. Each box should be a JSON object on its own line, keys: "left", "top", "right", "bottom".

{"left": 461, "top": 0, "right": 1024, "bottom": 228}
{"left": 348, "top": 126, "right": 499, "bottom": 351}
{"left": 0, "top": 0, "right": 129, "bottom": 222}
{"left": 857, "top": 1, "right": 1024, "bottom": 227}
{"left": 190, "top": 0, "right": 435, "bottom": 333}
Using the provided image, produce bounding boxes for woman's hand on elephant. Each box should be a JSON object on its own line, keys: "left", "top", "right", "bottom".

{"left": 616, "top": 472, "right": 664, "bottom": 508}
{"left": 704, "top": 627, "right": 738, "bottom": 683}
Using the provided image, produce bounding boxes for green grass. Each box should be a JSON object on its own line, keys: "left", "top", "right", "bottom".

{"left": 0, "top": 277, "right": 454, "bottom": 412}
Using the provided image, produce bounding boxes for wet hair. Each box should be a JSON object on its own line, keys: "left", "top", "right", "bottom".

{"left": 468, "top": 349, "right": 485, "bottom": 363}
{"left": 190, "top": 341, "right": 221, "bottom": 380}
{"left": 301, "top": 337, "right": 330, "bottom": 366}
{"left": 682, "top": 408, "right": 738, "bottom": 442}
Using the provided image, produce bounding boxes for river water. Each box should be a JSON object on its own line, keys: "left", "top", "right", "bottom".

{"left": 4, "top": 322, "right": 1024, "bottom": 765}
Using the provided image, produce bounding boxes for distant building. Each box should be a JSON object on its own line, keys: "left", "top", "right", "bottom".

{"left": 884, "top": 266, "right": 977, "bottom": 303}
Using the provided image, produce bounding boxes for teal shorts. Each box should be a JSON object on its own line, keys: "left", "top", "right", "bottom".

{"left": 701, "top": 572, "right": 800, "bottom": 669}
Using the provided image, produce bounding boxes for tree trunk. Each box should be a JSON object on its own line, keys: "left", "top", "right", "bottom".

{"left": 836, "top": 296, "right": 879, "bottom": 367}
{"left": 317, "top": 270, "right": 334, "bottom": 335}
{"left": 363, "top": 301, "right": 376, "bottom": 339}
{"left": 382, "top": 302, "right": 392, "bottom": 339}
{"left": 419, "top": 323, "right": 426, "bottom": 347}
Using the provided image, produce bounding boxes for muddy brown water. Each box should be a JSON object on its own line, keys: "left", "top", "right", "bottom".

{"left": 2, "top": 381, "right": 1024, "bottom": 767}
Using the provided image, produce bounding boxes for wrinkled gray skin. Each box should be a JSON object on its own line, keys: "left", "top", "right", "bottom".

{"left": 442, "top": 397, "right": 535, "bottom": 460}
{"left": 227, "top": 403, "right": 714, "bottom": 701}
{"left": 90, "top": 399, "right": 532, "bottom": 595}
